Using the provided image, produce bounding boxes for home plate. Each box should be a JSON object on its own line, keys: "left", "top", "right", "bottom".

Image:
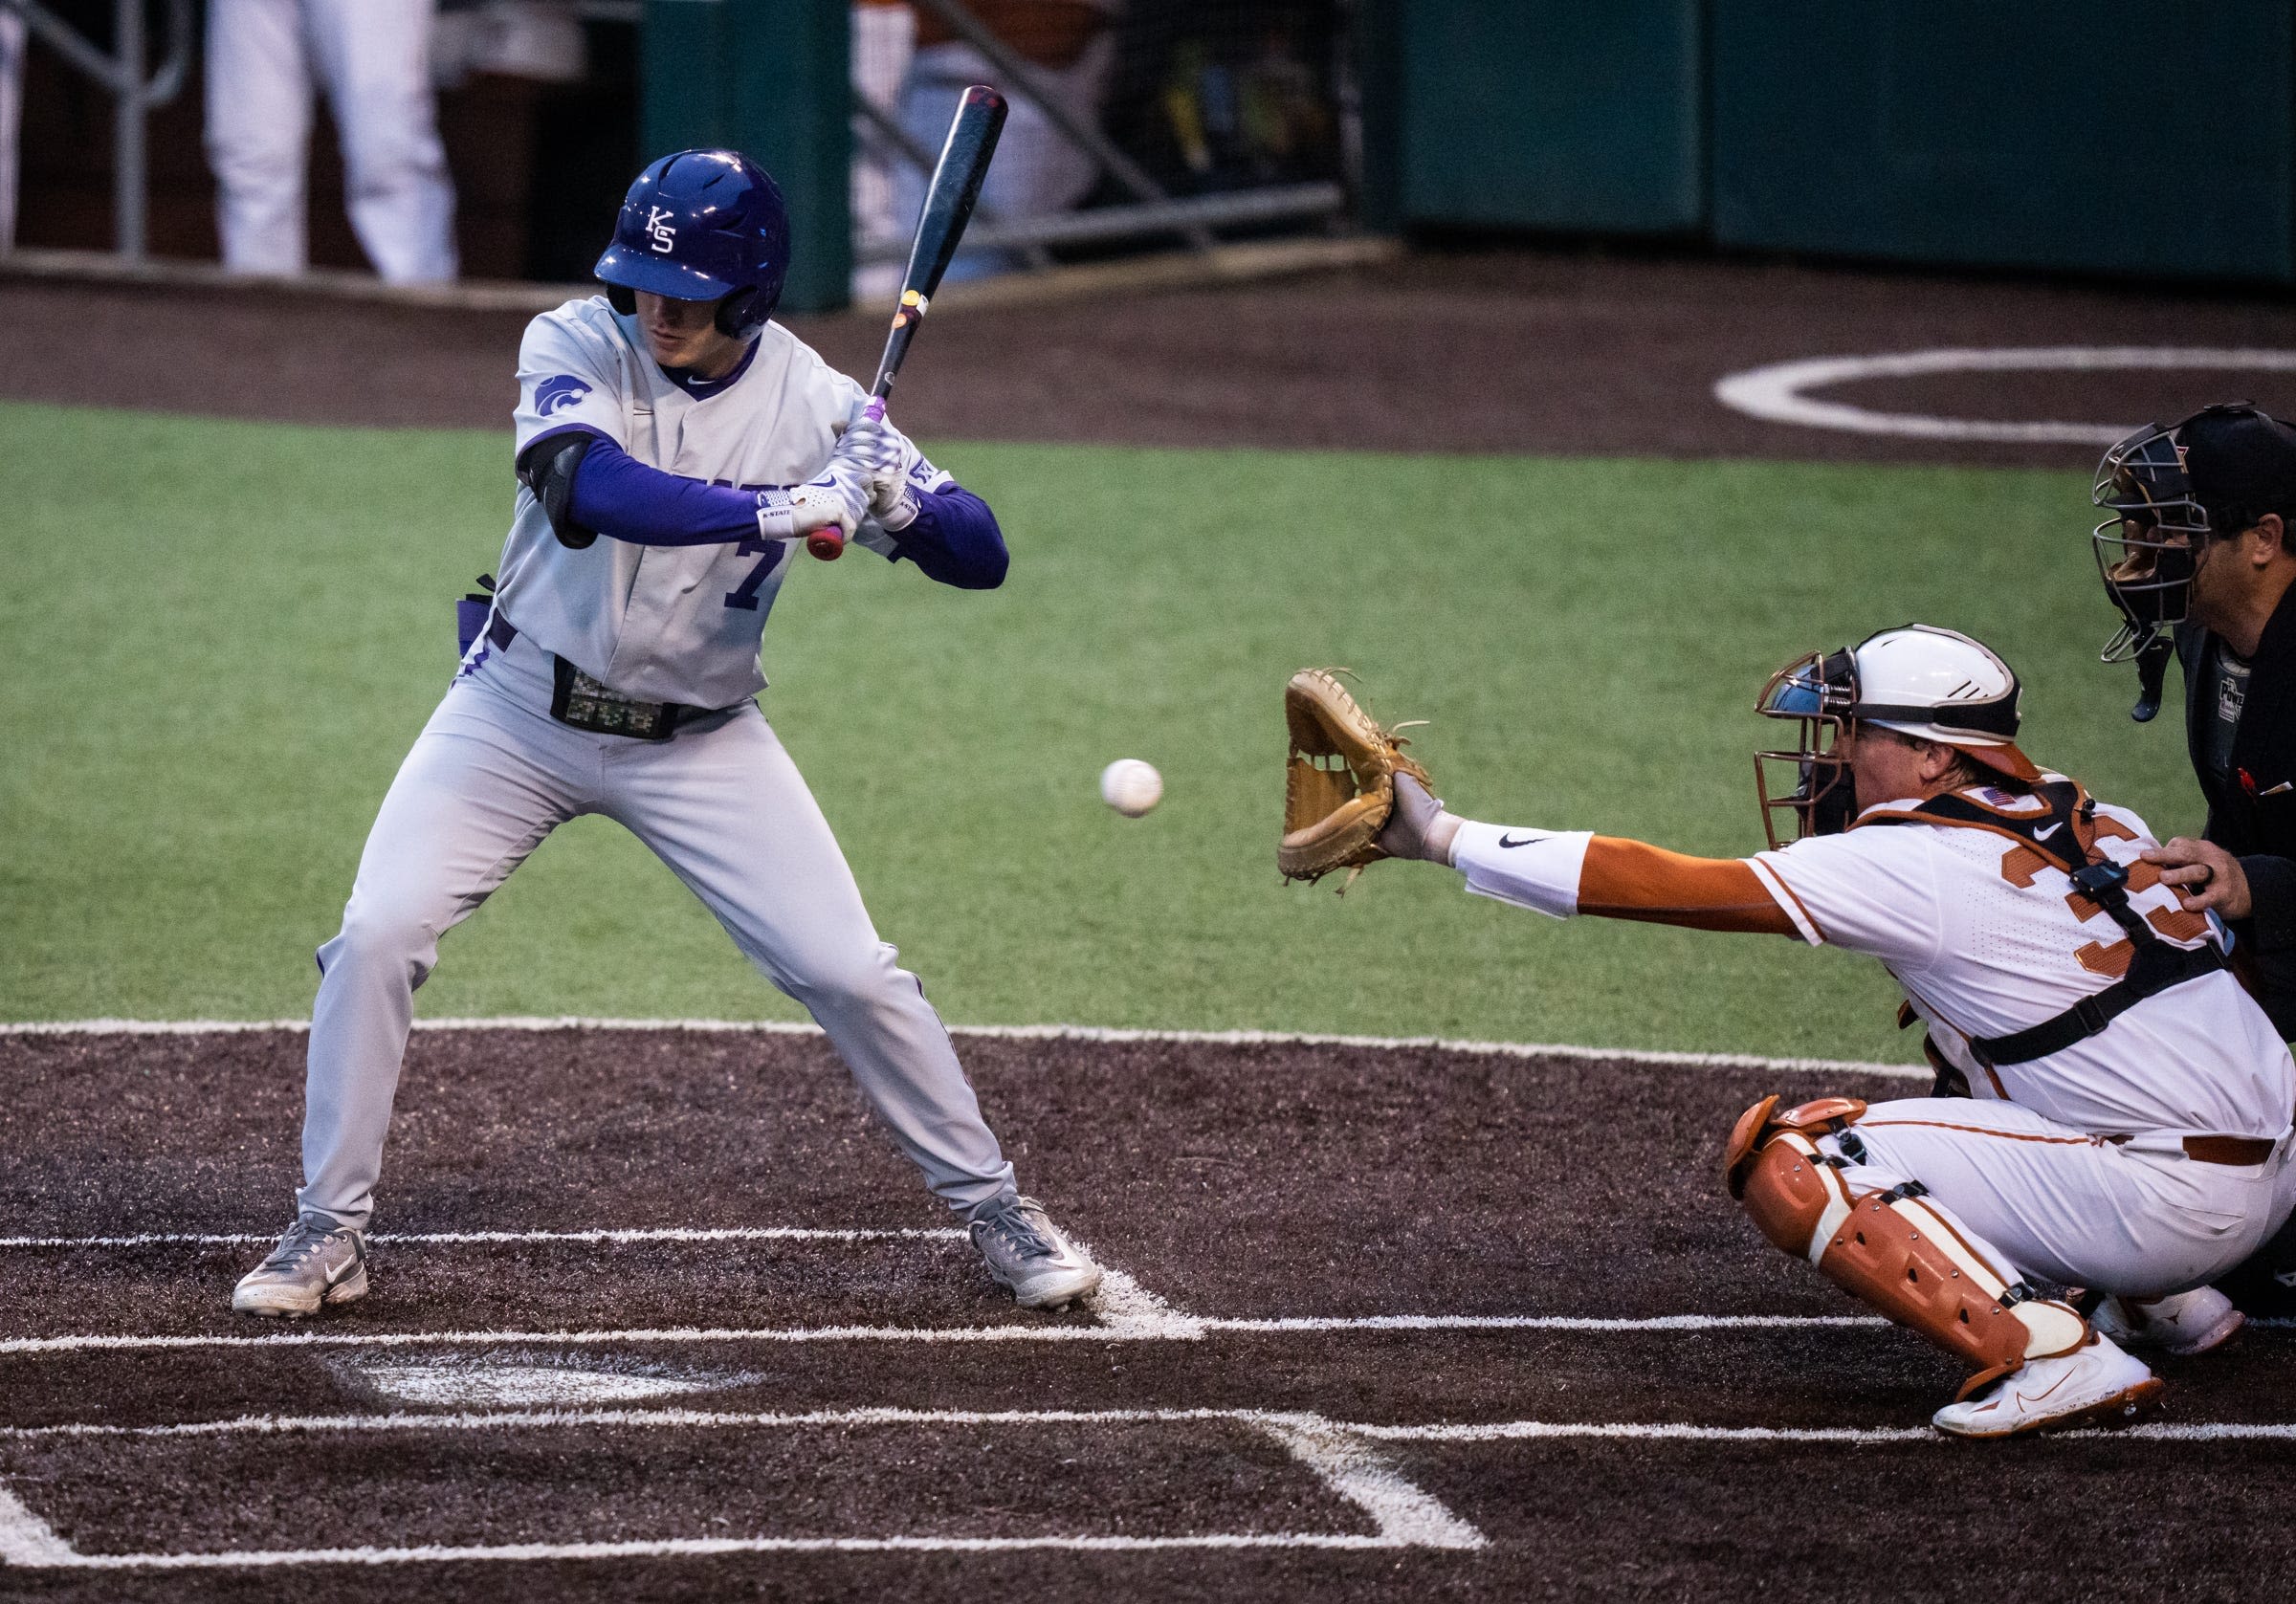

{"left": 342, "top": 1356, "right": 743, "bottom": 1408}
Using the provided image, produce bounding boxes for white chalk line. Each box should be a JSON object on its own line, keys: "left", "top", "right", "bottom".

{"left": 1712, "top": 344, "right": 2296, "bottom": 446}
{"left": 0, "top": 1225, "right": 967, "bottom": 1250}
{"left": 0, "top": 1484, "right": 77, "bottom": 1566}
{"left": 0, "top": 1311, "right": 1893, "bottom": 1357}
{"left": 0, "top": 1015, "right": 1931, "bottom": 1079}
{"left": 1350, "top": 1418, "right": 2296, "bottom": 1444}
{"left": 0, "top": 1406, "right": 1479, "bottom": 1566}
{"left": 11, "top": 1402, "right": 2290, "bottom": 1448}
{"left": 7, "top": 1402, "right": 2287, "bottom": 1569}
{"left": 14, "top": 1533, "right": 1411, "bottom": 1569}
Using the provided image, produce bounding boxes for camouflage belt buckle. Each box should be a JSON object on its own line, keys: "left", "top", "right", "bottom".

{"left": 549, "top": 656, "right": 680, "bottom": 741}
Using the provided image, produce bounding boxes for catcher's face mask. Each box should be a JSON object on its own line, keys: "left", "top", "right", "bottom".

{"left": 2091, "top": 421, "right": 2207, "bottom": 663}
{"left": 1754, "top": 648, "right": 1858, "bottom": 849}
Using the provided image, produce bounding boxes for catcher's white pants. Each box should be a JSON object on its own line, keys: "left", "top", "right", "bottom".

{"left": 298, "top": 624, "right": 1016, "bottom": 1230}
{"left": 205, "top": 0, "right": 457, "bottom": 282}
{"left": 1826, "top": 1098, "right": 2296, "bottom": 1296}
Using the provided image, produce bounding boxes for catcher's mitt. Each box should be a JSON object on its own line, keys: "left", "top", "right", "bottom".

{"left": 1279, "top": 668, "right": 1430, "bottom": 890}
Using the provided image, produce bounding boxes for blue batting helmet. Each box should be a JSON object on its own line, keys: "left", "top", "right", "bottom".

{"left": 594, "top": 149, "right": 791, "bottom": 341}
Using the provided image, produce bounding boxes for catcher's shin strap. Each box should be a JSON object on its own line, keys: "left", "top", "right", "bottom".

{"left": 1727, "top": 1095, "right": 2086, "bottom": 1396}
{"left": 1861, "top": 780, "right": 2226, "bottom": 1067}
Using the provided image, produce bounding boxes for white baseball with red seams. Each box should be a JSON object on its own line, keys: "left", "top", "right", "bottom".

{"left": 1100, "top": 759, "right": 1162, "bottom": 818}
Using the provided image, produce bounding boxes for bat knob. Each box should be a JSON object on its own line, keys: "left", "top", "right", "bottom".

{"left": 806, "top": 531, "right": 845, "bottom": 561}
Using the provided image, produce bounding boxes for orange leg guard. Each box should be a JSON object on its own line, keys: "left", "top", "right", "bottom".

{"left": 1727, "top": 1095, "right": 2088, "bottom": 1398}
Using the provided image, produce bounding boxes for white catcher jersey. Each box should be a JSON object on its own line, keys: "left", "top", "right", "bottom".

{"left": 498, "top": 297, "right": 952, "bottom": 708}
{"left": 1748, "top": 790, "right": 2294, "bottom": 1143}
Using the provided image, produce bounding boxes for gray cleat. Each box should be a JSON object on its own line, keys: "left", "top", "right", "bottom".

{"left": 969, "top": 1196, "right": 1102, "bottom": 1309}
{"left": 232, "top": 1212, "right": 370, "bottom": 1317}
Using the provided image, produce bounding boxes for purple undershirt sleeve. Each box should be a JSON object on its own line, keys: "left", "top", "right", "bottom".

{"left": 567, "top": 434, "right": 762, "bottom": 547}
{"left": 888, "top": 485, "right": 1008, "bottom": 589}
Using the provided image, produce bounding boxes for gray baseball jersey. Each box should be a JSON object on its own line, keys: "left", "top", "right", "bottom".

{"left": 503, "top": 297, "right": 950, "bottom": 708}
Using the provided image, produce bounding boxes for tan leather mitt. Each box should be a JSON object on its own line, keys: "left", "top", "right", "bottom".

{"left": 1279, "top": 668, "right": 1430, "bottom": 890}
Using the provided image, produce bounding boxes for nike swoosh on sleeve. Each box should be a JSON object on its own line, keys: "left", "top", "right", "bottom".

{"left": 1497, "top": 833, "right": 1549, "bottom": 848}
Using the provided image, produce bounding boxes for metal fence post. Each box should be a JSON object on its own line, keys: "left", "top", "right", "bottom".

{"left": 113, "top": 0, "right": 144, "bottom": 261}
{"left": 11, "top": 0, "right": 190, "bottom": 262}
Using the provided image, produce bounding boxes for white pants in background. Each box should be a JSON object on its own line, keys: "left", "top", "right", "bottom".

{"left": 205, "top": 0, "right": 457, "bottom": 282}
{"left": 298, "top": 624, "right": 1017, "bottom": 1231}
{"left": 851, "top": 1, "right": 916, "bottom": 252}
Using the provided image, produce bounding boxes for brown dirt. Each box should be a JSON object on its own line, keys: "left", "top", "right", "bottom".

{"left": 1, "top": 1027, "right": 2291, "bottom": 1601}
{"left": 7, "top": 249, "right": 2296, "bottom": 467}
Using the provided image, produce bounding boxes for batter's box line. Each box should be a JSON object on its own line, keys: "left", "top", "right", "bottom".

{"left": 0, "top": 1406, "right": 1484, "bottom": 1569}
{"left": 0, "top": 1221, "right": 1932, "bottom": 1353}
{"left": 0, "top": 1312, "right": 1915, "bottom": 1357}
{"left": 0, "top": 1225, "right": 972, "bottom": 1250}
{"left": 0, "top": 1225, "right": 1180, "bottom": 1337}
{"left": 0, "top": 1221, "right": 1203, "bottom": 1353}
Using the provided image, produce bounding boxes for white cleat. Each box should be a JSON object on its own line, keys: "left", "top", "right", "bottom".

{"left": 232, "top": 1213, "right": 370, "bottom": 1318}
{"left": 1932, "top": 1335, "right": 2163, "bottom": 1439}
{"left": 2091, "top": 1286, "right": 2245, "bottom": 1357}
{"left": 968, "top": 1196, "right": 1102, "bottom": 1310}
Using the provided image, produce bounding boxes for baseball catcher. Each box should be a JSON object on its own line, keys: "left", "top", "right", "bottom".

{"left": 1344, "top": 625, "right": 2296, "bottom": 1438}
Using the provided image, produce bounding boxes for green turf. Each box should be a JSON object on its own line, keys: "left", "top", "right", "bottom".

{"left": 0, "top": 401, "right": 2197, "bottom": 1060}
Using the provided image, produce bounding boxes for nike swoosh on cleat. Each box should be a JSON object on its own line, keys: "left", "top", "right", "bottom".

{"left": 1497, "top": 833, "right": 1549, "bottom": 848}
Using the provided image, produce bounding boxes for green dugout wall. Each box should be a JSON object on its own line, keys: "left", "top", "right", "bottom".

{"left": 640, "top": 0, "right": 850, "bottom": 313}
{"left": 1371, "top": 0, "right": 2296, "bottom": 283}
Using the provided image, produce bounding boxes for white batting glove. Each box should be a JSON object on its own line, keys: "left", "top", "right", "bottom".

{"left": 834, "top": 403, "right": 921, "bottom": 531}
{"left": 754, "top": 464, "right": 866, "bottom": 543}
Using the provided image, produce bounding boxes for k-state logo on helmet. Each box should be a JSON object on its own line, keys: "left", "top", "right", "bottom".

{"left": 646, "top": 205, "right": 676, "bottom": 253}
{"left": 536, "top": 374, "right": 592, "bottom": 416}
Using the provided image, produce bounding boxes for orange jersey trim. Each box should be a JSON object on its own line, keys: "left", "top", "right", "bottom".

{"left": 1578, "top": 838, "right": 1799, "bottom": 935}
{"left": 1858, "top": 1117, "right": 2094, "bottom": 1147}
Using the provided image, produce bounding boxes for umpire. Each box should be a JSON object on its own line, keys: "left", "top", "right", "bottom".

{"left": 2094, "top": 402, "right": 2296, "bottom": 1311}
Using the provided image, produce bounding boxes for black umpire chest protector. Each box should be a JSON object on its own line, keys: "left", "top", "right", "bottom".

{"left": 1861, "top": 780, "right": 2226, "bottom": 1068}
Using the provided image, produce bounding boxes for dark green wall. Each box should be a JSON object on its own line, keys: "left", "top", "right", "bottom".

{"left": 1397, "top": 0, "right": 1705, "bottom": 233}
{"left": 640, "top": 0, "right": 850, "bottom": 312}
{"left": 1384, "top": 0, "right": 2296, "bottom": 283}
{"left": 1710, "top": 0, "right": 2294, "bottom": 281}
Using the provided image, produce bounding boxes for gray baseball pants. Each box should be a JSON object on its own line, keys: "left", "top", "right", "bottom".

{"left": 297, "top": 624, "right": 1018, "bottom": 1230}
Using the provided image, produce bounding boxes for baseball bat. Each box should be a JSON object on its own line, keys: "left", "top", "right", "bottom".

{"left": 808, "top": 84, "right": 1008, "bottom": 561}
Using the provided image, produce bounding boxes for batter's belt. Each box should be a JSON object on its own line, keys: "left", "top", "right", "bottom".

{"left": 481, "top": 612, "right": 722, "bottom": 742}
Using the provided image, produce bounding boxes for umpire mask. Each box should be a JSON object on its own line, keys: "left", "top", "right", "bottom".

{"left": 2091, "top": 419, "right": 2209, "bottom": 664}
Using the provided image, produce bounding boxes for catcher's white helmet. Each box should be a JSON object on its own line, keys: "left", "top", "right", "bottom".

{"left": 1755, "top": 625, "right": 2038, "bottom": 846}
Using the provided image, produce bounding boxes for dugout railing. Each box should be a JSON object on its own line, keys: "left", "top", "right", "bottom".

{"left": 2, "top": 0, "right": 192, "bottom": 263}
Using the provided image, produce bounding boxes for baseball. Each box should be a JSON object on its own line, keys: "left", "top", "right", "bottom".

{"left": 1100, "top": 758, "right": 1163, "bottom": 818}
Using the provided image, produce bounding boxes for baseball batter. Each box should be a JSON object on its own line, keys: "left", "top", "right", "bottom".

{"left": 233, "top": 149, "right": 1100, "bottom": 1317}
{"left": 1363, "top": 626, "right": 2296, "bottom": 1437}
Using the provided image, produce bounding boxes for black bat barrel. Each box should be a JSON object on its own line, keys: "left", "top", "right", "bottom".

{"left": 872, "top": 85, "right": 1007, "bottom": 399}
